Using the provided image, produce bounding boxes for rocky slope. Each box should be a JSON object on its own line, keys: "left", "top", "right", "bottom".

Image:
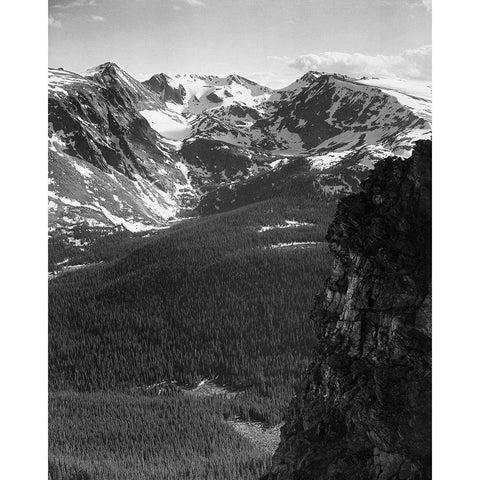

{"left": 189, "top": 72, "right": 430, "bottom": 153}
{"left": 263, "top": 140, "right": 432, "bottom": 480}
{"left": 48, "top": 65, "right": 196, "bottom": 232}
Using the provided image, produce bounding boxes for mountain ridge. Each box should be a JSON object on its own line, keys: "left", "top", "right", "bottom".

{"left": 48, "top": 62, "right": 431, "bottom": 233}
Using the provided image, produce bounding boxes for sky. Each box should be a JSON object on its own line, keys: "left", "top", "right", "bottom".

{"left": 48, "top": 0, "right": 432, "bottom": 89}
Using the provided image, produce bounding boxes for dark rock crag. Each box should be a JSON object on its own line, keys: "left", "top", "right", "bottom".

{"left": 263, "top": 140, "right": 432, "bottom": 480}
{"left": 143, "top": 73, "right": 186, "bottom": 105}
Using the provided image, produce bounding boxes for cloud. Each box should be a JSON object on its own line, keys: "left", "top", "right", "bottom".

{"left": 171, "top": 0, "right": 205, "bottom": 9}
{"left": 375, "top": 0, "right": 431, "bottom": 10}
{"left": 136, "top": 0, "right": 205, "bottom": 9}
{"left": 52, "top": 0, "right": 97, "bottom": 8}
{"left": 288, "top": 45, "right": 432, "bottom": 80}
{"left": 90, "top": 14, "right": 105, "bottom": 22}
{"left": 48, "top": 15, "right": 63, "bottom": 28}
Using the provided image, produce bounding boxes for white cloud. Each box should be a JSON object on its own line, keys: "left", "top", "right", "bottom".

{"left": 288, "top": 46, "right": 432, "bottom": 80}
{"left": 48, "top": 15, "right": 63, "bottom": 28}
{"left": 90, "top": 14, "right": 105, "bottom": 22}
{"left": 52, "top": 0, "right": 97, "bottom": 8}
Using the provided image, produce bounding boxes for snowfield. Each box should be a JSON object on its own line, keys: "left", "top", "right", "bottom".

{"left": 357, "top": 77, "right": 432, "bottom": 121}
{"left": 357, "top": 77, "right": 431, "bottom": 100}
{"left": 140, "top": 109, "right": 192, "bottom": 140}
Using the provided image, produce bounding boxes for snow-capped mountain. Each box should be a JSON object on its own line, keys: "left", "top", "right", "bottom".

{"left": 187, "top": 71, "right": 430, "bottom": 154}
{"left": 48, "top": 66, "right": 196, "bottom": 232}
{"left": 48, "top": 62, "right": 431, "bottom": 232}
{"left": 137, "top": 73, "right": 272, "bottom": 143}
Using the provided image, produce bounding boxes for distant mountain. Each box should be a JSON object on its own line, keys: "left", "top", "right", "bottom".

{"left": 48, "top": 63, "right": 431, "bottom": 232}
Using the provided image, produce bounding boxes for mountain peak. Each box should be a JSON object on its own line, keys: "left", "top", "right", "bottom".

{"left": 299, "top": 70, "right": 353, "bottom": 84}
{"left": 98, "top": 61, "right": 120, "bottom": 70}
{"left": 226, "top": 73, "right": 266, "bottom": 88}
{"left": 226, "top": 73, "right": 248, "bottom": 84}
{"left": 84, "top": 62, "right": 123, "bottom": 77}
{"left": 146, "top": 72, "right": 171, "bottom": 82}
{"left": 143, "top": 73, "right": 186, "bottom": 104}
{"left": 300, "top": 70, "right": 323, "bottom": 82}
{"left": 82, "top": 62, "right": 165, "bottom": 111}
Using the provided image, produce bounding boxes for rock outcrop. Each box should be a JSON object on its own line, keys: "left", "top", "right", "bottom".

{"left": 143, "top": 73, "right": 186, "bottom": 104}
{"left": 263, "top": 140, "right": 432, "bottom": 480}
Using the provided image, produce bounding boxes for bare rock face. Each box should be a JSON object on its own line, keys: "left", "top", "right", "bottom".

{"left": 263, "top": 140, "right": 432, "bottom": 480}
{"left": 143, "top": 73, "right": 186, "bottom": 104}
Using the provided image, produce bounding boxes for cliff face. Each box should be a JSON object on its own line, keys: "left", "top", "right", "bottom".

{"left": 264, "top": 140, "right": 432, "bottom": 480}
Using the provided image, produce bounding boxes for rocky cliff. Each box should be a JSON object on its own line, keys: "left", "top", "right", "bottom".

{"left": 263, "top": 140, "right": 432, "bottom": 480}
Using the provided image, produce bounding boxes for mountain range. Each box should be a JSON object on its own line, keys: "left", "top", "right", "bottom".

{"left": 48, "top": 62, "right": 431, "bottom": 233}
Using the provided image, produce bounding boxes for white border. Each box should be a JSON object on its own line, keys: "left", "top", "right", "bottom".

{"left": 1, "top": 0, "right": 48, "bottom": 478}
{"left": 433, "top": 0, "right": 480, "bottom": 478}
{"left": 2, "top": 0, "right": 479, "bottom": 478}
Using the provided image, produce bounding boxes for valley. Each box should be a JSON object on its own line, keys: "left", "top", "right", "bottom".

{"left": 49, "top": 196, "right": 335, "bottom": 479}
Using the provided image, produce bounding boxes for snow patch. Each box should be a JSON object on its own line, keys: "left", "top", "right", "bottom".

{"left": 258, "top": 220, "right": 315, "bottom": 233}
{"left": 140, "top": 109, "right": 192, "bottom": 141}
{"left": 268, "top": 242, "right": 323, "bottom": 249}
{"left": 308, "top": 152, "right": 348, "bottom": 170}
{"left": 72, "top": 161, "right": 93, "bottom": 178}
{"left": 227, "top": 420, "right": 282, "bottom": 456}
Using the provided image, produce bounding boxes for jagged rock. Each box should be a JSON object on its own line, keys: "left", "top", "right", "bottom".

{"left": 143, "top": 73, "right": 186, "bottom": 104}
{"left": 206, "top": 91, "right": 223, "bottom": 103}
{"left": 263, "top": 140, "right": 432, "bottom": 480}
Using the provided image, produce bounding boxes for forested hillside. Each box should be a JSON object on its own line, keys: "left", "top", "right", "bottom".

{"left": 49, "top": 195, "right": 336, "bottom": 479}
{"left": 49, "top": 391, "right": 271, "bottom": 480}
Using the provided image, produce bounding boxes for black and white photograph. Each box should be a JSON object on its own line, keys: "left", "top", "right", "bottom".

{"left": 9, "top": 1, "right": 479, "bottom": 479}
{"left": 46, "top": 1, "right": 432, "bottom": 479}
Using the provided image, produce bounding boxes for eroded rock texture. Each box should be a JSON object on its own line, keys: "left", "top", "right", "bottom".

{"left": 263, "top": 140, "right": 432, "bottom": 480}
